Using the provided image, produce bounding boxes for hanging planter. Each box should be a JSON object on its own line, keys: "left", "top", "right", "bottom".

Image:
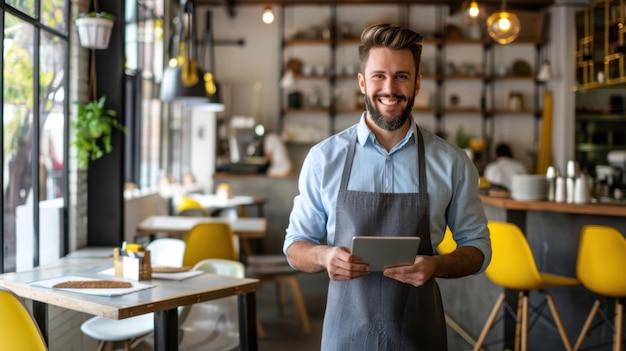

{"left": 75, "top": 12, "right": 115, "bottom": 49}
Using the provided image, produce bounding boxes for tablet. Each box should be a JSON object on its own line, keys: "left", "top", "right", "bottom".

{"left": 351, "top": 236, "right": 421, "bottom": 271}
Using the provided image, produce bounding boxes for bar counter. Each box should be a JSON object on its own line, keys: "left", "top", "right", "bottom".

{"left": 478, "top": 193, "right": 626, "bottom": 217}
{"left": 439, "top": 195, "right": 626, "bottom": 351}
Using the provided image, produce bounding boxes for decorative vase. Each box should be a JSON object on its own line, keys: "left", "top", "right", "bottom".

{"left": 76, "top": 17, "right": 114, "bottom": 49}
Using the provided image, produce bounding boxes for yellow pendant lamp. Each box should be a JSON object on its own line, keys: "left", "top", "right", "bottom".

{"left": 486, "top": 0, "right": 521, "bottom": 44}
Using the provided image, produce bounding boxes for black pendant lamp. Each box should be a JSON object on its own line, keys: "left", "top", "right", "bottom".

{"left": 160, "top": 0, "right": 217, "bottom": 102}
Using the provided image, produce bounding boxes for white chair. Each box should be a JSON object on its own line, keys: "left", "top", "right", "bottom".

{"left": 80, "top": 238, "right": 186, "bottom": 351}
{"left": 178, "top": 258, "right": 246, "bottom": 351}
{"left": 147, "top": 237, "right": 187, "bottom": 267}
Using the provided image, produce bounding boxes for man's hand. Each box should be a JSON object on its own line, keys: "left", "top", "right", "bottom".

{"left": 383, "top": 246, "right": 484, "bottom": 287}
{"left": 286, "top": 241, "right": 370, "bottom": 281}
{"left": 383, "top": 255, "right": 438, "bottom": 287}
{"left": 323, "top": 246, "right": 370, "bottom": 280}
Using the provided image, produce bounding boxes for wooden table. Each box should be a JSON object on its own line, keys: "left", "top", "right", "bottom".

{"left": 0, "top": 259, "right": 259, "bottom": 351}
{"left": 135, "top": 216, "right": 267, "bottom": 256}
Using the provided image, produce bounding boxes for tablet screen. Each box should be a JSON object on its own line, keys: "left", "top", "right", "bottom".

{"left": 351, "top": 236, "right": 421, "bottom": 271}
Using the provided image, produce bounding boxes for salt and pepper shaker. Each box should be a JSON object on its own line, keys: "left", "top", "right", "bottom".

{"left": 546, "top": 166, "right": 559, "bottom": 202}
{"left": 566, "top": 160, "right": 579, "bottom": 204}
{"left": 555, "top": 176, "right": 566, "bottom": 203}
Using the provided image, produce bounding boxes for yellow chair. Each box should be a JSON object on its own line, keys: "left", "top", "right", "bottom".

{"left": 437, "top": 226, "right": 457, "bottom": 255}
{"left": 574, "top": 225, "right": 626, "bottom": 351}
{"left": 0, "top": 286, "right": 47, "bottom": 351}
{"left": 472, "top": 221, "right": 579, "bottom": 351}
{"left": 183, "top": 223, "right": 239, "bottom": 267}
{"left": 177, "top": 196, "right": 208, "bottom": 216}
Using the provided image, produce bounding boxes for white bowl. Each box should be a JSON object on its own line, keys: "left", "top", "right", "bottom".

{"left": 511, "top": 174, "right": 547, "bottom": 201}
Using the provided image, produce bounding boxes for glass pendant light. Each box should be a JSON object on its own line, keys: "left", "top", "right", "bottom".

{"left": 486, "top": 0, "right": 520, "bottom": 44}
{"left": 462, "top": 1, "right": 486, "bottom": 26}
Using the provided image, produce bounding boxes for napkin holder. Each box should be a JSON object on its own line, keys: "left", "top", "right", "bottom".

{"left": 113, "top": 248, "right": 152, "bottom": 280}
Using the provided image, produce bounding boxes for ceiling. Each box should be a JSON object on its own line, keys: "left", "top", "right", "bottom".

{"left": 195, "top": 0, "right": 559, "bottom": 17}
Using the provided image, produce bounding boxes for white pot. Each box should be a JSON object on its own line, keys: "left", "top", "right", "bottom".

{"left": 76, "top": 17, "right": 114, "bottom": 50}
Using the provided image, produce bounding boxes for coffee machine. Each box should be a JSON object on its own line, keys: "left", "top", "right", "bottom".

{"left": 606, "top": 150, "right": 626, "bottom": 199}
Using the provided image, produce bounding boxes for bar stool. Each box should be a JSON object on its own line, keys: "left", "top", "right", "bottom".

{"left": 472, "top": 221, "right": 579, "bottom": 351}
{"left": 574, "top": 225, "right": 626, "bottom": 351}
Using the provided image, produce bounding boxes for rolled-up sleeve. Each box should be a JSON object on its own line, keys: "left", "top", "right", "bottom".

{"left": 283, "top": 147, "right": 329, "bottom": 256}
{"left": 446, "top": 152, "right": 492, "bottom": 273}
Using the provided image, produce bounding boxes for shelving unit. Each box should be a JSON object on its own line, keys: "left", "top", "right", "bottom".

{"left": 574, "top": 0, "right": 626, "bottom": 171}
{"left": 278, "top": 4, "right": 547, "bottom": 166}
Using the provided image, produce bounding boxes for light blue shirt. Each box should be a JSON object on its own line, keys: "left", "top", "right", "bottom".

{"left": 283, "top": 115, "right": 492, "bottom": 273}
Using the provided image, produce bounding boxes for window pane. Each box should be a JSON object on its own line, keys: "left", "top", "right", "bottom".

{"left": 4, "top": 16, "right": 35, "bottom": 272}
{"left": 39, "top": 32, "right": 67, "bottom": 201}
{"left": 41, "top": 0, "right": 69, "bottom": 33}
{"left": 5, "top": 0, "right": 35, "bottom": 17}
{"left": 141, "top": 99, "right": 162, "bottom": 188}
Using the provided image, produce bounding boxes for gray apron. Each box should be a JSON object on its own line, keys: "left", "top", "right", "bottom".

{"left": 321, "top": 126, "right": 447, "bottom": 351}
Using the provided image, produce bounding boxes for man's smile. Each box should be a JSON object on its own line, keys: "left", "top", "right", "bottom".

{"left": 376, "top": 95, "right": 406, "bottom": 107}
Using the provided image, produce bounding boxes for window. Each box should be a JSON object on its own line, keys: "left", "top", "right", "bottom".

{"left": 124, "top": 0, "right": 165, "bottom": 190}
{"left": 2, "top": 0, "right": 70, "bottom": 272}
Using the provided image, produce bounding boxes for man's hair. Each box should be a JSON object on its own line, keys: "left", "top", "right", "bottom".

{"left": 495, "top": 143, "right": 513, "bottom": 158}
{"left": 358, "top": 23, "right": 423, "bottom": 75}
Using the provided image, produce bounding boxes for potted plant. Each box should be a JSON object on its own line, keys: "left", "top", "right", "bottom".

{"left": 75, "top": 11, "right": 115, "bottom": 49}
{"left": 71, "top": 96, "right": 125, "bottom": 170}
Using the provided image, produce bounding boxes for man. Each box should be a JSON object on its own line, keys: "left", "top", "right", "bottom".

{"left": 283, "top": 23, "right": 491, "bottom": 350}
{"left": 484, "top": 143, "right": 527, "bottom": 191}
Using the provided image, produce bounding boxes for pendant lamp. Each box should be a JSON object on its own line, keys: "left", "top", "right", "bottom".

{"left": 462, "top": 1, "right": 486, "bottom": 26}
{"left": 486, "top": 0, "right": 520, "bottom": 45}
{"left": 160, "top": 0, "right": 216, "bottom": 102}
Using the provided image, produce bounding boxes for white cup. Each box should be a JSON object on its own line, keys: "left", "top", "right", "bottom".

{"left": 574, "top": 175, "right": 588, "bottom": 204}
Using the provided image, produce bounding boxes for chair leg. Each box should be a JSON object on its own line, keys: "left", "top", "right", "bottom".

{"left": 521, "top": 293, "right": 529, "bottom": 351}
{"left": 546, "top": 293, "right": 573, "bottom": 351}
{"left": 473, "top": 292, "right": 506, "bottom": 351}
{"left": 284, "top": 275, "right": 311, "bottom": 334}
{"left": 95, "top": 341, "right": 105, "bottom": 351}
{"left": 277, "top": 281, "right": 286, "bottom": 316}
{"left": 573, "top": 300, "right": 601, "bottom": 351}
{"left": 614, "top": 299, "right": 623, "bottom": 351}
{"left": 257, "top": 317, "right": 266, "bottom": 338}
{"left": 515, "top": 291, "right": 524, "bottom": 351}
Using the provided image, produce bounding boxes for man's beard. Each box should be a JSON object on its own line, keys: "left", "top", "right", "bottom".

{"left": 364, "top": 92, "right": 415, "bottom": 131}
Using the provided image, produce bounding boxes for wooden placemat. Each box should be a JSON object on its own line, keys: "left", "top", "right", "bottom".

{"left": 53, "top": 280, "right": 132, "bottom": 289}
{"left": 151, "top": 266, "right": 192, "bottom": 273}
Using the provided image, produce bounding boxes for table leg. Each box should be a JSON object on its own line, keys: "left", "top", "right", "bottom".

{"left": 238, "top": 291, "right": 259, "bottom": 351}
{"left": 33, "top": 301, "right": 48, "bottom": 345}
{"left": 154, "top": 308, "right": 179, "bottom": 351}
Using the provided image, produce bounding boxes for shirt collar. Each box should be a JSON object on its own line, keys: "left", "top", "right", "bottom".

{"left": 356, "top": 112, "right": 417, "bottom": 149}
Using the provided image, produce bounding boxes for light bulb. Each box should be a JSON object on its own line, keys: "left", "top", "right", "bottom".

{"left": 468, "top": 2, "right": 480, "bottom": 18}
{"left": 498, "top": 17, "right": 511, "bottom": 31}
{"left": 262, "top": 7, "right": 274, "bottom": 24}
{"left": 462, "top": 0, "right": 485, "bottom": 26}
